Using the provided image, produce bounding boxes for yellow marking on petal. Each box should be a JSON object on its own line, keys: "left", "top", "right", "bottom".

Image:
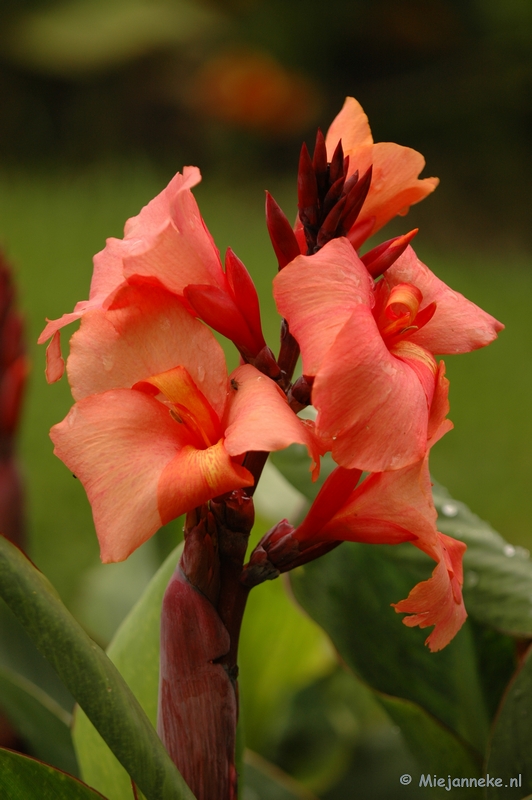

{"left": 145, "top": 365, "right": 221, "bottom": 447}
{"left": 391, "top": 340, "right": 437, "bottom": 374}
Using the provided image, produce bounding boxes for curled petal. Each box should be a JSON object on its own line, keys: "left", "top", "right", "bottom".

{"left": 38, "top": 238, "right": 128, "bottom": 348}
{"left": 393, "top": 533, "right": 467, "bottom": 652}
{"left": 45, "top": 331, "right": 65, "bottom": 384}
{"left": 385, "top": 247, "right": 504, "bottom": 353}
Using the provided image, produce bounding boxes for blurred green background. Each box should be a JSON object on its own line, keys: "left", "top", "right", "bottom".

{"left": 0, "top": 1, "right": 531, "bottom": 797}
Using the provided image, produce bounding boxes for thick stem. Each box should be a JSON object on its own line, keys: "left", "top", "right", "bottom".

{"left": 158, "top": 491, "right": 255, "bottom": 800}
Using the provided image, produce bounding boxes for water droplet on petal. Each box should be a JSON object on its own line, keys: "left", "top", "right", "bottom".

{"left": 102, "top": 356, "right": 114, "bottom": 372}
{"left": 503, "top": 544, "right": 516, "bottom": 557}
{"left": 441, "top": 502, "right": 458, "bottom": 517}
{"left": 196, "top": 365, "right": 205, "bottom": 381}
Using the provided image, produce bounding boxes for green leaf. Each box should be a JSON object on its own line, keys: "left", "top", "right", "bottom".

{"left": 485, "top": 645, "right": 532, "bottom": 798}
{"left": 0, "top": 747, "right": 108, "bottom": 799}
{"left": 0, "top": 535, "right": 194, "bottom": 800}
{"left": 242, "top": 749, "right": 319, "bottom": 800}
{"left": 0, "top": 665, "right": 77, "bottom": 775}
{"left": 289, "top": 541, "right": 489, "bottom": 755}
{"left": 376, "top": 694, "right": 482, "bottom": 797}
{"left": 238, "top": 576, "right": 334, "bottom": 753}
{"left": 74, "top": 544, "right": 182, "bottom": 799}
{"left": 432, "top": 483, "right": 532, "bottom": 637}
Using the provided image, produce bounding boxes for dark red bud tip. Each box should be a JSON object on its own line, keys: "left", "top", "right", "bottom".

{"left": 313, "top": 129, "right": 328, "bottom": 190}
{"left": 289, "top": 374, "right": 314, "bottom": 407}
{"left": 265, "top": 192, "right": 301, "bottom": 269}
{"left": 240, "top": 546, "right": 280, "bottom": 587}
{"left": 361, "top": 228, "right": 419, "bottom": 277}
{"left": 316, "top": 195, "right": 347, "bottom": 249}
{"left": 329, "top": 140, "right": 345, "bottom": 184}
{"left": 339, "top": 165, "right": 373, "bottom": 235}
{"left": 297, "top": 143, "right": 318, "bottom": 228}
{"left": 251, "top": 345, "right": 281, "bottom": 379}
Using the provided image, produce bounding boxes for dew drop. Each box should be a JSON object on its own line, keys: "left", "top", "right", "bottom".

{"left": 102, "top": 356, "right": 114, "bottom": 372}
{"left": 441, "top": 502, "right": 458, "bottom": 517}
{"left": 332, "top": 435, "right": 337, "bottom": 441}
{"left": 503, "top": 544, "right": 516, "bottom": 557}
{"left": 196, "top": 365, "right": 205, "bottom": 381}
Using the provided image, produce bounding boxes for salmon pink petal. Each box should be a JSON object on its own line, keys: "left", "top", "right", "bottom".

{"left": 325, "top": 98, "right": 438, "bottom": 240}
{"left": 325, "top": 96, "right": 373, "bottom": 157}
{"left": 67, "top": 284, "right": 228, "bottom": 418}
{"left": 312, "top": 305, "right": 433, "bottom": 472}
{"left": 50, "top": 389, "right": 197, "bottom": 563}
{"left": 385, "top": 246, "right": 504, "bottom": 353}
{"left": 45, "top": 331, "right": 65, "bottom": 384}
{"left": 121, "top": 171, "right": 225, "bottom": 296}
{"left": 359, "top": 142, "right": 438, "bottom": 237}
{"left": 273, "top": 238, "right": 373, "bottom": 375}
{"left": 393, "top": 533, "right": 467, "bottom": 652}
{"left": 223, "top": 364, "right": 320, "bottom": 472}
{"left": 158, "top": 439, "right": 253, "bottom": 525}
{"left": 124, "top": 166, "right": 202, "bottom": 237}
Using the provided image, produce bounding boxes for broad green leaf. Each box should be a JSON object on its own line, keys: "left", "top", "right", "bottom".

{"left": 289, "top": 541, "right": 489, "bottom": 755}
{"left": 432, "top": 483, "right": 532, "bottom": 636}
{"left": 0, "top": 535, "right": 194, "bottom": 800}
{"left": 485, "top": 645, "right": 532, "bottom": 798}
{"left": 238, "top": 576, "right": 334, "bottom": 753}
{"left": 0, "top": 665, "right": 77, "bottom": 775}
{"left": 376, "top": 694, "right": 482, "bottom": 797}
{"left": 0, "top": 747, "right": 107, "bottom": 799}
{"left": 74, "top": 544, "right": 182, "bottom": 799}
{"left": 242, "top": 749, "right": 319, "bottom": 800}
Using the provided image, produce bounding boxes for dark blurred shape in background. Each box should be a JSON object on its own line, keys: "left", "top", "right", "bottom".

{"left": 0, "top": 0, "right": 531, "bottom": 247}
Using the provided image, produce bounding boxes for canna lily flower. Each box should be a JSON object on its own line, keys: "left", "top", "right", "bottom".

{"left": 274, "top": 238, "right": 503, "bottom": 472}
{"left": 51, "top": 283, "right": 317, "bottom": 562}
{"left": 325, "top": 96, "right": 439, "bottom": 246}
{"left": 248, "top": 370, "right": 467, "bottom": 651}
{"left": 39, "top": 166, "right": 270, "bottom": 382}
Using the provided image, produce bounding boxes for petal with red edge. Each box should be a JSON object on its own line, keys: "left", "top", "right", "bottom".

{"left": 67, "top": 284, "right": 228, "bottom": 419}
{"left": 384, "top": 246, "right": 504, "bottom": 353}
{"left": 274, "top": 238, "right": 373, "bottom": 375}
{"left": 158, "top": 439, "right": 253, "bottom": 525}
{"left": 51, "top": 389, "right": 197, "bottom": 563}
